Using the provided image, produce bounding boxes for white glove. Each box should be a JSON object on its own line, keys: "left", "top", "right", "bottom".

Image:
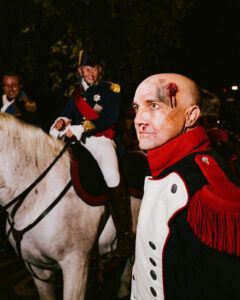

{"left": 49, "top": 117, "right": 71, "bottom": 138}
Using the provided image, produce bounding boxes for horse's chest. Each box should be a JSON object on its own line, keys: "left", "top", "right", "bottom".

{"left": 131, "top": 172, "right": 188, "bottom": 300}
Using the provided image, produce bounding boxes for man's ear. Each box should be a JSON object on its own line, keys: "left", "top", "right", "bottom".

{"left": 77, "top": 67, "right": 83, "bottom": 76}
{"left": 185, "top": 105, "right": 200, "bottom": 128}
{"left": 98, "top": 66, "right": 102, "bottom": 74}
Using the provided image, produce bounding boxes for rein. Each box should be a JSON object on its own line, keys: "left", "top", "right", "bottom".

{"left": 1, "top": 138, "right": 73, "bottom": 281}
{"left": 3, "top": 139, "right": 71, "bottom": 214}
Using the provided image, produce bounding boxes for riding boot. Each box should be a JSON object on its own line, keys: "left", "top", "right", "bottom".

{"left": 107, "top": 178, "right": 135, "bottom": 257}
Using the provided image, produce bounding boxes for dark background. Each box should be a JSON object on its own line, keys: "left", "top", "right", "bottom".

{"left": 0, "top": 0, "right": 239, "bottom": 133}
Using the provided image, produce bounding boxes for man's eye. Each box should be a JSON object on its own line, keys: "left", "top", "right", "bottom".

{"left": 132, "top": 105, "right": 138, "bottom": 112}
{"left": 151, "top": 103, "right": 160, "bottom": 109}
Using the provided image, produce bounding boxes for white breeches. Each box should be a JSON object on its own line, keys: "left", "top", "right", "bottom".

{"left": 82, "top": 136, "right": 120, "bottom": 188}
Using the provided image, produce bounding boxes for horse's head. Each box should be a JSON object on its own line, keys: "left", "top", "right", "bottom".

{"left": 0, "top": 113, "right": 70, "bottom": 203}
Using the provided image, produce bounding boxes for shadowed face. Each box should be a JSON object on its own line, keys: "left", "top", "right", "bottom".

{"left": 78, "top": 65, "right": 102, "bottom": 85}
{"left": 133, "top": 75, "right": 192, "bottom": 150}
{"left": 2, "top": 76, "right": 22, "bottom": 100}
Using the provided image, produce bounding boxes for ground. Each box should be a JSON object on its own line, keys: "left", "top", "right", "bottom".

{"left": 0, "top": 243, "right": 130, "bottom": 300}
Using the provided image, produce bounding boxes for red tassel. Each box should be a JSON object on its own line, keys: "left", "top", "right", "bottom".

{"left": 187, "top": 155, "right": 240, "bottom": 256}
{"left": 188, "top": 190, "right": 240, "bottom": 256}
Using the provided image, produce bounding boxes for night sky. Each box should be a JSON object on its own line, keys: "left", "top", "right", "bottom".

{"left": 174, "top": 0, "right": 240, "bottom": 132}
{"left": 172, "top": 1, "right": 240, "bottom": 93}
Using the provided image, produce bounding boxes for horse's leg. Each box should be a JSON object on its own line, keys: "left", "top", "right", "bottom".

{"left": 118, "top": 256, "right": 134, "bottom": 299}
{"left": 60, "top": 254, "right": 90, "bottom": 300}
{"left": 117, "top": 196, "right": 141, "bottom": 299}
{"left": 29, "top": 267, "right": 56, "bottom": 300}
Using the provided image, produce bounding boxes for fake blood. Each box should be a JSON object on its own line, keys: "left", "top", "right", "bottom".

{"left": 167, "top": 83, "right": 178, "bottom": 108}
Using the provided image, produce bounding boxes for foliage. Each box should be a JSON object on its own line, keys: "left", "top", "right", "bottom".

{"left": 0, "top": 0, "right": 193, "bottom": 113}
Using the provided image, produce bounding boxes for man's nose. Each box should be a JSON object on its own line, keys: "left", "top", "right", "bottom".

{"left": 134, "top": 107, "right": 148, "bottom": 126}
{"left": 7, "top": 85, "right": 15, "bottom": 90}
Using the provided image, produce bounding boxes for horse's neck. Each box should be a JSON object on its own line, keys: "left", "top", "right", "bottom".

{"left": 1, "top": 146, "right": 71, "bottom": 228}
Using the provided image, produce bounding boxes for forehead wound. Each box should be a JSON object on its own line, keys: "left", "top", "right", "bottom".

{"left": 135, "top": 77, "right": 179, "bottom": 108}
{"left": 156, "top": 79, "right": 179, "bottom": 108}
{"left": 167, "top": 82, "right": 178, "bottom": 108}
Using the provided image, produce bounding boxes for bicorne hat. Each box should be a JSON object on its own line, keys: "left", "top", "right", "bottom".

{"left": 78, "top": 50, "right": 99, "bottom": 66}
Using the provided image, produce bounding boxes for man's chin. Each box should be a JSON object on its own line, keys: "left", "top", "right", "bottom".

{"left": 85, "top": 78, "right": 96, "bottom": 85}
{"left": 138, "top": 141, "right": 155, "bottom": 151}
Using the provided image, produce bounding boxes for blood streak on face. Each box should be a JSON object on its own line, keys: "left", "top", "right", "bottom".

{"left": 167, "top": 83, "right": 178, "bottom": 108}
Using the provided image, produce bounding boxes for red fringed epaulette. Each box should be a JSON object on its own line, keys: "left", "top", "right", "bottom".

{"left": 187, "top": 154, "right": 240, "bottom": 256}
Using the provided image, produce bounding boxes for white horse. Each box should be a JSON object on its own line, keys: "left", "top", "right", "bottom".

{"left": 0, "top": 113, "right": 141, "bottom": 300}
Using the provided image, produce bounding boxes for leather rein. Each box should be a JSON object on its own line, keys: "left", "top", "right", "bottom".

{"left": 1, "top": 139, "right": 73, "bottom": 281}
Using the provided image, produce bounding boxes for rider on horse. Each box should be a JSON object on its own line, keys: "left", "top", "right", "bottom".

{"left": 50, "top": 50, "right": 134, "bottom": 257}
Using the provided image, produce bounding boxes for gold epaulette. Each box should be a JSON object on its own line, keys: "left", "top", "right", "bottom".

{"left": 109, "top": 82, "right": 120, "bottom": 93}
{"left": 19, "top": 95, "right": 37, "bottom": 112}
{"left": 82, "top": 120, "right": 95, "bottom": 132}
{"left": 68, "top": 85, "right": 76, "bottom": 96}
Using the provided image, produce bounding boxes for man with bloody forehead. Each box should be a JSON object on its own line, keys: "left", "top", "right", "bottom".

{"left": 131, "top": 73, "right": 240, "bottom": 300}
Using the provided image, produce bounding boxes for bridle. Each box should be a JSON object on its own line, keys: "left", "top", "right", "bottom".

{"left": 0, "top": 139, "right": 73, "bottom": 281}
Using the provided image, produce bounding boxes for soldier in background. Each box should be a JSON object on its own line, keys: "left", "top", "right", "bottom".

{"left": 199, "top": 88, "right": 240, "bottom": 178}
{"left": 0, "top": 72, "right": 39, "bottom": 251}
{"left": 1, "top": 72, "right": 38, "bottom": 125}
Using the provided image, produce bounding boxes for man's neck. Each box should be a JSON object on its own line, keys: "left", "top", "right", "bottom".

{"left": 1, "top": 95, "right": 15, "bottom": 112}
{"left": 81, "top": 78, "right": 92, "bottom": 91}
{"left": 3, "top": 94, "right": 15, "bottom": 103}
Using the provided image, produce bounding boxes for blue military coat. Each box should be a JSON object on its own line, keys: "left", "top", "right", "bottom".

{"left": 60, "top": 78, "right": 120, "bottom": 135}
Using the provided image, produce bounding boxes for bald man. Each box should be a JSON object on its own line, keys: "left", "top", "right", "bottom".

{"left": 131, "top": 74, "right": 240, "bottom": 300}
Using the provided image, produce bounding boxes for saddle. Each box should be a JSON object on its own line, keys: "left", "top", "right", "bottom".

{"left": 70, "top": 143, "right": 147, "bottom": 206}
{"left": 70, "top": 142, "right": 108, "bottom": 206}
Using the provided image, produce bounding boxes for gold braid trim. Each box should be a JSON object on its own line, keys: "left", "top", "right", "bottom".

{"left": 82, "top": 120, "right": 95, "bottom": 132}
{"left": 19, "top": 95, "right": 37, "bottom": 112}
{"left": 108, "top": 82, "right": 120, "bottom": 93}
{"left": 25, "top": 101, "right": 37, "bottom": 112}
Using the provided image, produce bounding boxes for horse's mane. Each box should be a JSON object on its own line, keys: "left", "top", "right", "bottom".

{"left": 0, "top": 113, "right": 69, "bottom": 172}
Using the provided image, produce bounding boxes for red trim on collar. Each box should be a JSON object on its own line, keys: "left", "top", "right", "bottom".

{"left": 147, "top": 127, "right": 211, "bottom": 178}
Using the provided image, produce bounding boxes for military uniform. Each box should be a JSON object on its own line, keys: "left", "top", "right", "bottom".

{"left": 50, "top": 77, "right": 121, "bottom": 187}
{"left": 59, "top": 78, "right": 120, "bottom": 138}
{"left": 131, "top": 127, "right": 240, "bottom": 300}
{"left": 0, "top": 90, "right": 38, "bottom": 125}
